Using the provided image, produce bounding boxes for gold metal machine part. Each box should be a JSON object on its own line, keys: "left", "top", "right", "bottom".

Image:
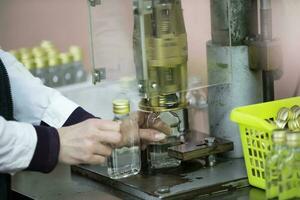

{"left": 133, "top": 0, "right": 188, "bottom": 112}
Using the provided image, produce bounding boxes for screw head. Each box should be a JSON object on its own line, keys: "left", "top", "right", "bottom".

{"left": 156, "top": 186, "right": 170, "bottom": 194}
{"left": 205, "top": 137, "right": 216, "bottom": 146}
{"left": 151, "top": 83, "right": 157, "bottom": 89}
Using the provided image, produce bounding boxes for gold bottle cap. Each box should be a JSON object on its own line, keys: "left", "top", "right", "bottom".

{"left": 32, "top": 47, "right": 46, "bottom": 58}
{"left": 69, "top": 46, "right": 83, "bottom": 61}
{"left": 113, "top": 99, "right": 130, "bottom": 115}
{"left": 46, "top": 49, "right": 59, "bottom": 58}
{"left": 20, "top": 52, "right": 33, "bottom": 61}
{"left": 277, "top": 107, "right": 291, "bottom": 122}
{"left": 19, "top": 48, "right": 31, "bottom": 54}
{"left": 35, "top": 57, "right": 48, "bottom": 69}
{"left": 40, "top": 40, "right": 54, "bottom": 49}
{"left": 22, "top": 59, "right": 36, "bottom": 70}
{"left": 288, "top": 118, "right": 300, "bottom": 131}
{"left": 272, "top": 129, "right": 287, "bottom": 144}
{"left": 291, "top": 105, "right": 300, "bottom": 120}
{"left": 286, "top": 132, "right": 300, "bottom": 147}
{"left": 59, "top": 53, "right": 73, "bottom": 64}
{"left": 48, "top": 56, "right": 61, "bottom": 67}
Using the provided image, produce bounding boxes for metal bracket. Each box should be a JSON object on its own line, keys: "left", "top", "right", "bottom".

{"left": 246, "top": 37, "right": 282, "bottom": 72}
{"left": 92, "top": 68, "right": 106, "bottom": 84}
{"left": 88, "top": 0, "right": 101, "bottom": 7}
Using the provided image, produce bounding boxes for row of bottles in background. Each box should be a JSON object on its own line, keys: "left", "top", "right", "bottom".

{"left": 107, "top": 99, "right": 141, "bottom": 179}
{"left": 9, "top": 40, "right": 87, "bottom": 88}
{"left": 265, "top": 129, "right": 300, "bottom": 200}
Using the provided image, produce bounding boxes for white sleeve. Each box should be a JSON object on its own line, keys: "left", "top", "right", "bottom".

{"left": 0, "top": 49, "right": 79, "bottom": 128}
{"left": 0, "top": 116, "right": 37, "bottom": 174}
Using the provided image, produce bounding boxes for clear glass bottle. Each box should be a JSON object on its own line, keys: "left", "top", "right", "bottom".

{"left": 279, "top": 132, "right": 300, "bottom": 200}
{"left": 107, "top": 99, "right": 141, "bottom": 179}
{"left": 69, "top": 46, "right": 87, "bottom": 83}
{"left": 148, "top": 111, "right": 182, "bottom": 169}
{"left": 265, "top": 129, "right": 288, "bottom": 199}
{"left": 60, "top": 52, "right": 75, "bottom": 86}
{"left": 48, "top": 56, "right": 62, "bottom": 88}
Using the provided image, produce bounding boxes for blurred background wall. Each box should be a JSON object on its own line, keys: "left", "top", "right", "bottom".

{"left": 0, "top": 0, "right": 298, "bottom": 99}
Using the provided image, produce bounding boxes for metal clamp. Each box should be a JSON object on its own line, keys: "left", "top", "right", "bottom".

{"left": 92, "top": 68, "right": 106, "bottom": 84}
{"left": 88, "top": 0, "right": 101, "bottom": 7}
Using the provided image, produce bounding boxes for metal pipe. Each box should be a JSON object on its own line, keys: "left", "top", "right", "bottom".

{"left": 260, "top": 0, "right": 272, "bottom": 40}
{"left": 210, "top": 0, "right": 249, "bottom": 46}
{"left": 263, "top": 70, "right": 275, "bottom": 101}
{"left": 248, "top": 0, "right": 259, "bottom": 37}
{"left": 294, "top": 77, "right": 300, "bottom": 97}
{"left": 260, "top": 0, "right": 274, "bottom": 101}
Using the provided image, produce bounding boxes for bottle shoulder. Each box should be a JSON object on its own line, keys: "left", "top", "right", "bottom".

{"left": 113, "top": 113, "right": 129, "bottom": 121}
{"left": 280, "top": 153, "right": 300, "bottom": 168}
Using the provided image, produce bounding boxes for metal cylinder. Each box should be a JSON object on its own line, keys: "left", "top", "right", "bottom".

{"left": 207, "top": 43, "right": 263, "bottom": 158}
{"left": 210, "top": 0, "right": 250, "bottom": 46}
{"left": 260, "top": 0, "right": 272, "bottom": 40}
{"left": 263, "top": 70, "right": 275, "bottom": 101}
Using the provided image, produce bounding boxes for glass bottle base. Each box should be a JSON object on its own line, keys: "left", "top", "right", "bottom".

{"left": 108, "top": 167, "right": 140, "bottom": 179}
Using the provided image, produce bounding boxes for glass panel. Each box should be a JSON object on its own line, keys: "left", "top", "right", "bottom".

{"left": 87, "top": 0, "right": 233, "bottom": 112}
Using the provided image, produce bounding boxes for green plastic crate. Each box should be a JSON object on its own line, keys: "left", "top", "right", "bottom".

{"left": 230, "top": 97, "right": 300, "bottom": 189}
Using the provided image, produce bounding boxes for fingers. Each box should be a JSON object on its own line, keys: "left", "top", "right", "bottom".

{"left": 91, "top": 119, "right": 121, "bottom": 132}
{"left": 151, "top": 119, "right": 172, "bottom": 136}
{"left": 93, "top": 143, "right": 112, "bottom": 157}
{"left": 88, "top": 155, "right": 106, "bottom": 165}
{"left": 137, "top": 112, "right": 172, "bottom": 135}
{"left": 94, "top": 130, "right": 122, "bottom": 145}
{"left": 139, "top": 129, "right": 166, "bottom": 142}
{"left": 136, "top": 111, "right": 147, "bottom": 127}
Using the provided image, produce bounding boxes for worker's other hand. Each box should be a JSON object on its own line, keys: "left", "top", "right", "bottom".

{"left": 119, "top": 112, "right": 172, "bottom": 149}
{"left": 57, "top": 119, "right": 121, "bottom": 165}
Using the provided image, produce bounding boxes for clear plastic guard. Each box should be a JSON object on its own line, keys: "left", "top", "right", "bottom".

{"left": 87, "top": 0, "right": 234, "bottom": 107}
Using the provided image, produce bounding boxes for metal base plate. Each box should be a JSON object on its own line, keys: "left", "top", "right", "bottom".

{"left": 72, "top": 158, "right": 248, "bottom": 200}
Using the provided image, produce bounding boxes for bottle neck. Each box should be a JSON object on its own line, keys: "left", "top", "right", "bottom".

{"left": 114, "top": 113, "right": 129, "bottom": 121}
{"left": 287, "top": 145, "right": 300, "bottom": 153}
{"left": 272, "top": 143, "right": 286, "bottom": 151}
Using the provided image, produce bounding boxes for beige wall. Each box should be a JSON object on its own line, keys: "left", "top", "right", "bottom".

{"left": 0, "top": 0, "right": 299, "bottom": 98}
{"left": 0, "top": 0, "right": 91, "bottom": 68}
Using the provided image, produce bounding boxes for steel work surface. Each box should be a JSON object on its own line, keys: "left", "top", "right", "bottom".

{"left": 72, "top": 158, "right": 249, "bottom": 199}
{"left": 12, "top": 161, "right": 268, "bottom": 200}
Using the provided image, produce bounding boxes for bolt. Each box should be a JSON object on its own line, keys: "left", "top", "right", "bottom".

{"left": 207, "top": 155, "right": 216, "bottom": 167}
{"left": 151, "top": 83, "right": 157, "bottom": 89}
{"left": 205, "top": 137, "right": 216, "bottom": 147}
{"left": 156, "top": 186, "right": 170, "bottom": 194}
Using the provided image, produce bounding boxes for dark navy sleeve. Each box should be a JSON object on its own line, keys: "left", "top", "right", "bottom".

{"left": 26, "top": 126, "right": 60, "bottom": 173}
{"left": 26, "top": 107, "right": 95, "bottom": 173}
{"left": 62, "top": 107, "right": 95, "bottom": 126}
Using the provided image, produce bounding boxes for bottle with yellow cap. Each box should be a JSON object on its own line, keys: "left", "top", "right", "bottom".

{"left": 60, "top": 52, "right": 75, "bottom": 85}
{"left": 278, "top": 132, "right": 300, "bottom": 200}
{"left": 48, "top": 56, "right": 62, "bottom": 87}
{"left": 107, "top": 99, "right": 141, "bottom": 179}
{"left": 68, "top": 46, "right": 87, "bottom": 83}
{"left": 34, "top": 57, "right": 49, "bottom": 85}
{"left": 265, "top": 129, "right": 288, "bottom": 199}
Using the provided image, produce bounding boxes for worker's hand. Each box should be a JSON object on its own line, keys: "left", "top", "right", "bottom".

{"left": 57, "top": 119, "right": 121, "bottom": 165}
{"left": 137, "top": 111, "right": 172, "bottom": 137}
{"left": 119, "top": 112, "right": 172, "bottom": 149}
